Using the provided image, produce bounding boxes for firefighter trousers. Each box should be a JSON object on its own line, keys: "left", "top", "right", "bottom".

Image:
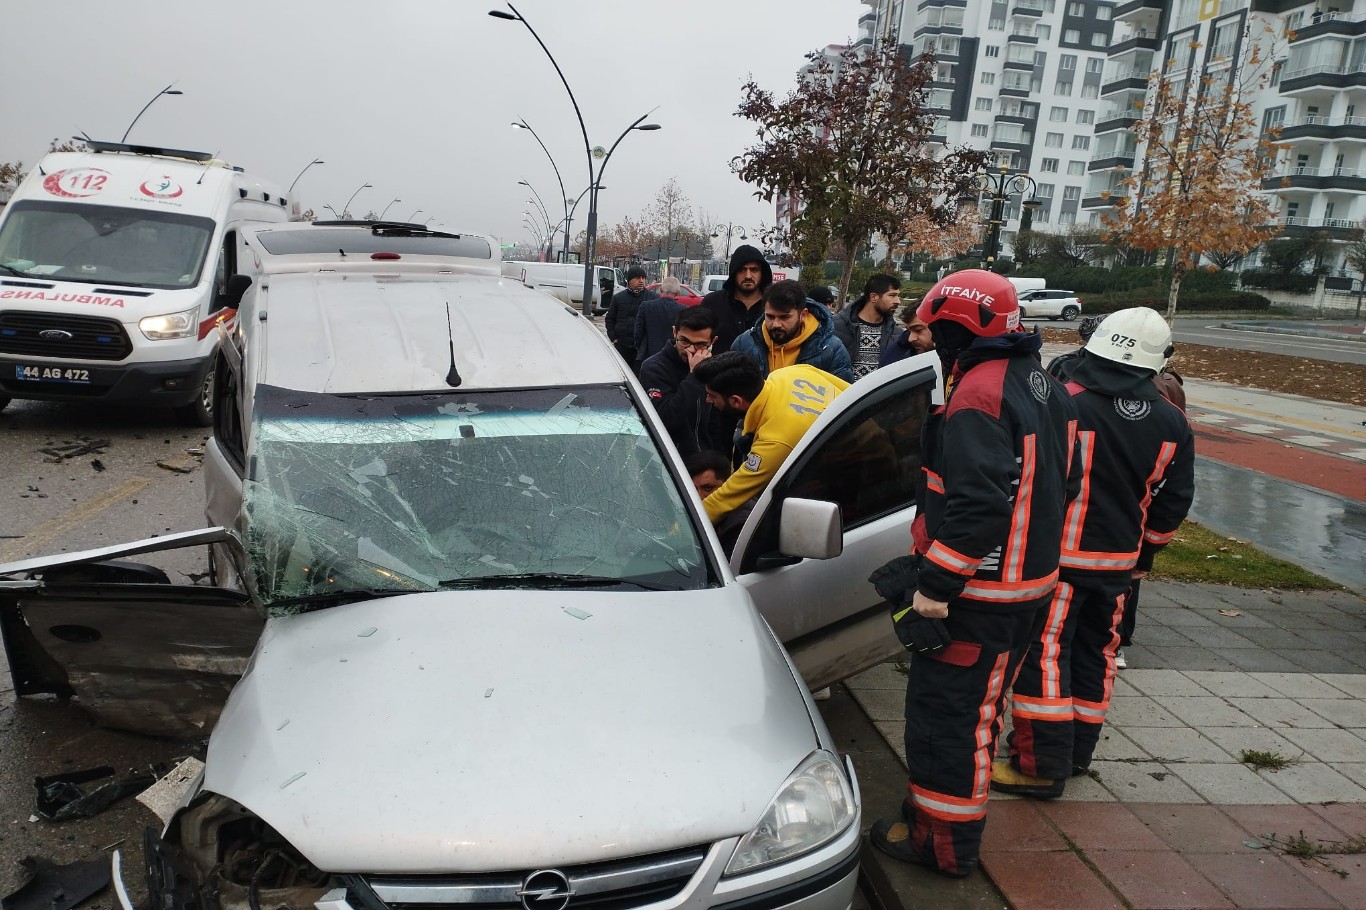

{"left": 901, "top": 599, "right": 1047, "bottom": 875}
{"left": 1007, "top": 574, "right": 1132, "bottom": 780}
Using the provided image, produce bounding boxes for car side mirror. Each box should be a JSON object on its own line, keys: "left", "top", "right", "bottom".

{"left": 777, "top": 498, "right": 843, "bottom": 561}
{"left": 212, "top": 274, "right": 253, "bottom": 313}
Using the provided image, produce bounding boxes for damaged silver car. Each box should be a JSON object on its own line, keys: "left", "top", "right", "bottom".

{"left": 1, "top": 224, "right": 943, "bottom": 910}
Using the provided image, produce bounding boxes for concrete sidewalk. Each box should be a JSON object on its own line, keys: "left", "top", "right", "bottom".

{"left": 842, "top": 582, "right": 1366, "bottom": 910}
{"left": 1222, "top": 320, "right": 1366, "bottom": 344}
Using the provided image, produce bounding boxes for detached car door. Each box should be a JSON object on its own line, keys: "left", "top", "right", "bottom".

{"left": 0, "top": 528, "right": 262, "bottom": 738}
{"left": 734, "top": 353, "right": 941, "bottom": 690}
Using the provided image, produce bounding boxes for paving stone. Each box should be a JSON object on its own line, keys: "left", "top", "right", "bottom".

{"left": 1302, "top": 697, "right": 1366, "bottom": 727}
{"left": 1130, "top": 624, "right": 1203, "bottom": 646}
{"left": 1087, "top": 850, "right": 1235, "bottom": 910}
{"left": 846, "top": 662, "right": 907, "bottom": 691}
{"left": 1309, "top": 609, "right": 1366, "bottom": 632}
{"left": 1184, "top": 853, "right": 1341, "bottom": 909}
{"left": 1223, "top": 625, "right": 1309, "bottom": 648}
{"left": 1250, "top": 672, "right": 1359, "bottom": 699}
{"left": 1207, "top": 610, "right": 1277, "bottom": 630}
{"left": 1147, "top": 609, "right": 1220, "bottom": 628}
{"left": 1317, "top": 673, "right": 1366, "bottom": 698}
{"left": 1160, "top": 696, "right": 1262, "bottom": 728}
{"left": 1280, "top": 649, "right": 1366, "bottom": 673}
{"left": 1308, "top": 802, "right": 1366, "bottom": 836}
{"left": 1129, "top": 804, "right": 1267, "bottom": 852}
{"left": 1223, "top": 648, "right": 1312, "bottom": 673}
{"left": 1224, "top": 804, "right": 1357, "bottom": 843}
{"left": 1136, "top": 646, "right": 1240, "bottom": 672}
{"left": 1275, "top": 726, "right": 1366, "bottom": 763}
{"left": 1091, "top": 728, "right": 1150, "bottom": 762}
{"left": 1261, "top": 761, "right": 1366, "bottom": 803}
{"left": 1106, "top": 696, "right": 1186, "bottom": 728}
{"left": 1055, "top": 769, "right": 1117, "bottom": 802}
{"left": 978, "top": 851, "right": 1125, "bottom": 910}
{"left": 1226, "top": 697, "right": 1337, "bottom": 729}
{"left": 1274, "top": 612, "right": 1339, "bottom": 631}
{"left": 979, "top": 799, "right": 1067, "bottom": 852}
{"left": 1109, "top": 675, "right": 1142, "bottom": 697}
{"left": 850, "top": 687, "right": 905, "bottom": 723}
{"left": 1180, "top": 671, "right": 1285, "bottom": 699}
{"left": 1201, "top": 725, "right": 1304, "bottom": 762}
{"left": 1123, "top": 727, "right": 1238, "bottom": 763}
{"left": 1329, "top": 762, "right": 1366, "bottom": 789}
{"left": 871, "top": 720, "right": 906, "bottom": 767}
{"left": 1189, "top": 626, "right": 1261, "bottom": 649}
{"left": 1120, "top": 669, "right": 1212, "bottom": 697}
{"left": 1169, "top": 763, "right": 1294, "bottom": 805}
{"left": 1037, "top": 801, "right": 1169, "bottom": 851}
{"left": 1291, "top": 855, "right": 1366, "bottom": 910}
{"left": 1089, "top": 761, "right": 1204, "bottom": 803}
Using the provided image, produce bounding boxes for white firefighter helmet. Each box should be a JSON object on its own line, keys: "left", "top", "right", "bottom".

{"left": 1084, "top": 307, "right": 1173, "bottom": 372}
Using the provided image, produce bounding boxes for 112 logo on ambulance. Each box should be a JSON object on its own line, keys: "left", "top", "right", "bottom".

{"left": 42, "top": 168, "right": 111, "bottom": 198}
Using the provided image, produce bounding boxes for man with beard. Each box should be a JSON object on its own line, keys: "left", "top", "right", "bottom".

{"left": 701, "top": 245, "right": 773, "bottom": 354}
{"left": 693, "top": 351, "right": 848, "bottom": 525}
{"left": 731, "top": 280, "right": 854, "bottom": 382}
{"left": 878, "top": 302, "right": 935, "bottom": 368}
{"left": 867, "top": 269, "right": 1078, "bottom": 878}
{"left": 834, "top": 274, "right": 903, "bottom": 377}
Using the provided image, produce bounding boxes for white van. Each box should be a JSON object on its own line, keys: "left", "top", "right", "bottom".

{"left": 501, "top": 259, "right": 622, "bottom": 312}
{"left": 0, "top": 140, "right": 290, "bottom": 424}
{"left": 1007, "top": 276, "right": 1046, "bottom": 298}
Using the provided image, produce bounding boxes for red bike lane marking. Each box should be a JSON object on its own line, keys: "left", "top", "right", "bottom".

{"left": 1193, "top": 424, "right": 1366, "bottom": 503}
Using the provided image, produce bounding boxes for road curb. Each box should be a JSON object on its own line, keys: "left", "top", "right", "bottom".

{"left": 1218, "top": 321, "right": 1366, "bottom": 342}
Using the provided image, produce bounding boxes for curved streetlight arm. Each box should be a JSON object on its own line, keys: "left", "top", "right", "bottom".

{"left": 595, "top": 110, "right": 656, "bottom": 189}
{"left": 521, "top": 181, "right": 551, "bottom": 230}
{"left": 378, "top": 198, "right": 402, "bottom": 220}
{"left": 342, "top": 183, "right": 372, "bottom": 219}
{"left": 514, "top": 120, "right": 570, "bottom": 253}
{"left": 121, "top": 83, "right": 182, "bottom": 144}
{"left": 287, "top": 158, "right": 324, "bottom": 195}
{"left": 322, "top": 204, "right": 342, "bottom": 218}
{"left": 406, "top": 208, "right": 423, "bottom": 222}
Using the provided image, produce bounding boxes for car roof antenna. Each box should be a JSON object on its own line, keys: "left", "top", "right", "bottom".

{"left": 444, "top": 302, "right": 462, "bottom": 387}
{"left": 196, "top": 151, "right": 222, "bottom": 185}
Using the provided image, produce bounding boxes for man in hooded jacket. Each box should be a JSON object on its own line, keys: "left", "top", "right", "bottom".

{"left": 700, "top": 244, "right": 773, "bottom": 354}
{"left": 731, "top": 280, "right": 854, "bottom": 382}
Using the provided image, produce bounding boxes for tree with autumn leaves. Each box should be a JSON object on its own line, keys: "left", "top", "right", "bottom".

{"left": 732, "top": 44, "right": 986, "bottom": 306}
{"left": 1102, "top": 26, "right": 1284, "bottom": 324}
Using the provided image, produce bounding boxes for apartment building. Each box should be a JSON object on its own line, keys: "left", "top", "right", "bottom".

{"left": 1091, "top": 0, "right": 1366, "bottom": 272}
{"left": 854, "top": 0, "right": 1119, "bottom": 262}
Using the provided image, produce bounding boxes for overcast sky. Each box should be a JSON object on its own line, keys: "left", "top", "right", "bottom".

{"left": 1, "top": 0, "right": 861, "bottom": 247}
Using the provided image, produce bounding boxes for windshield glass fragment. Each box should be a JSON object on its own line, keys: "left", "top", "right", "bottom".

{"left": 244, "top": 384, "right": 711, "bottom": 614}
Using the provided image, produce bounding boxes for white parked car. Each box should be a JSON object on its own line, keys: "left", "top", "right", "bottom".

{"left": 1018, "top": 288, "right": 1083, "bottom": 321}
{"left": 0, "top": 235, "right": 945, "bottom": 910}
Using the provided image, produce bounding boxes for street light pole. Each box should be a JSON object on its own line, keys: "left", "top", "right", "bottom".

{"left": 519, "top": 179, "right": 554, "bottom": 259}
{"left": 378, "top": 198, "right": 402, "bottom": 220}
{"left": 323, "top": 204, "right": 342, "bottom": 219}
{"left": 709, "top": 222, "right": 750, "bottom": 261}
{"left": 120, "top": 83, "right": 183, "bottom": 143}
{"left": 406, "top": 208, "right": 423, "bottom": 222}
{"left": 513, "top": 120, "right": 571, "bottom": 261}
{"left": 585, "top": 114, "right": 661, "bottom": 309}
{"left": 341, "top": 182, "right": 372, "bottom": 219}
{"left": 491, "top": 4, "right": 660, "bottom": 317}
{"left": 287, "top": 158, "right": 325, "bottom": 194}
{"left": 977, "top": 165, "right": 1041, "bottom": 273}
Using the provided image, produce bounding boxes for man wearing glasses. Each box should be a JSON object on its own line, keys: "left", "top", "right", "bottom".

{"left": 640, "top": 306, "right": 731, "bottom": 459}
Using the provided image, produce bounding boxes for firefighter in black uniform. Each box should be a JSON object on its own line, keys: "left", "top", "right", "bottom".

{"left": 992, "top": 307, "right": 1195, "bottom": 797}
{"left": 868, "top": 270, "right": 1079, "bottom": 878}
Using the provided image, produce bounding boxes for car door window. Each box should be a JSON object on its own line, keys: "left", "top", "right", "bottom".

{"left": 738, "top": 371, "right": 933, "bottom": 574}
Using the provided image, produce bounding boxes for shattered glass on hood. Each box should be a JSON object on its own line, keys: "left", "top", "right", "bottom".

{"left": 243, "top": 384, "right": 710, "bottom": 615}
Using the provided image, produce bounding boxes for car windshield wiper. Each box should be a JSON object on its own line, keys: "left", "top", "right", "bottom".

{"left": 0, "top": 263, "right": 30, "bottom": 277}
{"left": 438, "top": 572, "right": 674, "bottom": 592}
{"left": 265, "top": 588, "right": 413, "bottom": 614}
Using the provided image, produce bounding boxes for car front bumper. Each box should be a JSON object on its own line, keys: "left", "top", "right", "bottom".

{"left": 0, "top": 354, "right": 211, "bottom": 406}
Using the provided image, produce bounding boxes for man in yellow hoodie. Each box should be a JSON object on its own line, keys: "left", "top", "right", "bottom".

{"left": 693, "top": 351, "right": 849, "bottom": 525}
{"left": 731, "top": 280, "right": 855, "bottom": 383}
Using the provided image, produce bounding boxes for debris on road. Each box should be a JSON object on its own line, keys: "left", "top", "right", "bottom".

{"left": 38, "top": 439, "right": 110, "bottom": 462}
{"left": 34, "top": 766, "right": 156, "bottom": 822}
{"left": 135, "top": 757, "right": 205, "bottom": 825}
{"left": 90, "top": 459, "right": 106, "bottom": 472}
{"left": 155, "top": 459, "right": 196, "bottom": 474}
{"left": 0, "top": 856, "right": 111, "bottom": 910}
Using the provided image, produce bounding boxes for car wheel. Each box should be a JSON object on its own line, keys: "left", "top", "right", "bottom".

{"left": 1061, "top": 306, "right": 1080, "bottom": 320}
{"left": 1018, "top": 307, "right": 1028, "bottom": 319}
{"left": 176, "top": 365, "right": 215, "bottom": 427}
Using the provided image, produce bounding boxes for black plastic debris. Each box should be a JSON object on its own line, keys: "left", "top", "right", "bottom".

{"left": 0, "top": 856, "right": 110, "bottom": 910}
{"left": 34, "top": 766, "right": 155, "bottom": 822}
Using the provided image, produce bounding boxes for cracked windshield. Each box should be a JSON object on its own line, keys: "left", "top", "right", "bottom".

{"left": 244, "top": 384, "right": 711, "bottom": 613}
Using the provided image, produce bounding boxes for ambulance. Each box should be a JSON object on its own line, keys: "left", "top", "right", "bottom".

{"left": 0, "top": 140, "right": 291, "bottom": 424}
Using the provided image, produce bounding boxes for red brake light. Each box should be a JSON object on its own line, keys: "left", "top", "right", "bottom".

{"left": 371, "top": 252, "right": 401, "bottom": 260}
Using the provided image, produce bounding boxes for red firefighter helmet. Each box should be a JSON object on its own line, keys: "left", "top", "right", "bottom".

{"left": 915, "top": 269, "right": 1020, "bottom": 337}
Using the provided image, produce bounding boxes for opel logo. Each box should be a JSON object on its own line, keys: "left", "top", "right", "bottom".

{"left": 39, "top": 329, "right": 74, "bottom": 341}
{"left": 516, "top": 869, "right": 573, "bottom": 910}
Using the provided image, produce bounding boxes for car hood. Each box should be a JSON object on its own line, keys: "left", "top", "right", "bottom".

{"left": 203, "top": 588, "right": 818, "bottom": 872}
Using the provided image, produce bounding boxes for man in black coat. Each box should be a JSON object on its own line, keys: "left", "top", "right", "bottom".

{"left": 700, "top": 245, "right": 772, "bottom": 354}
{"left": 639, "top": 306, "right": 730, "bottom": 459}
{"left": 605, "top": 266, "right": 657, "bottom": 371}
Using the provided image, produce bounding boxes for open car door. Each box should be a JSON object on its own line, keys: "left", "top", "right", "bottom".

{"left": 733, "top": 353, "right": 942, "bottom": 690}
{"left": 0, "top": 528, "right": 262, "bottom": 737}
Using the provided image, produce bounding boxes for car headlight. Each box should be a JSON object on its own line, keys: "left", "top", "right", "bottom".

{"left": 726, "top": 750, "right": 857, "bottom": 875}
{"left": 139, "top": 308, "right": 198, "bottom": 340}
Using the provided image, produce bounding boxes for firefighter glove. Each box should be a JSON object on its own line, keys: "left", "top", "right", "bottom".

{"left": 890, "top": 603, "right": 952, "bottom": 655}
{"left": 868, "top": 554, "right": 922, "bottom": 605}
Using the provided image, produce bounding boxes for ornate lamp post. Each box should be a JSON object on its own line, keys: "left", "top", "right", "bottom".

{"left": 708, "top": 222, "right": 750, "bottom": 261}
{"left": 978, "top": 165, "right": 1042, "bottom": 272}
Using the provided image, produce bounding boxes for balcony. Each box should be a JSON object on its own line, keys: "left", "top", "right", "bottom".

{"left": 1004, "top": 51, "right": 1037, "bottom": 70}
{"left": 1109, "top": 31, "right": 1159, "bottom": 55}
{"left": 1007, "top": 29, "right": 1040, "bottom": 44}
{"left": 1276, "top": 215, "right": 1366, "bottom": 238}
{"left": 1114, "top": 0, "right": 1162, "bottom": 20}
{"left": 1262, "top": 165, "right": 1366, "bottom": 190}
{"left": 1000, "top": 75, "right": 1034, "bottom": 97}
{"left": 1101, "top": 67, "right": 1152, "bottom": 95}
{"left": 1012, "top": 0, "right": 1045, "bottom": 17}
{"left": 1096, "top": 105, "right": 1142, "bottom": 133}
{"left": 1281, "top": 62, "right": 1366, "bottom": 93}
{"left": 1089, "top": 141, "right": 1138, "bottom": 171}
{"left": 1289, "top": 10, "right": 1366, "bottom": 42}
{"left": 1278, "top": 115, "right": 1366, "bottom": 142}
